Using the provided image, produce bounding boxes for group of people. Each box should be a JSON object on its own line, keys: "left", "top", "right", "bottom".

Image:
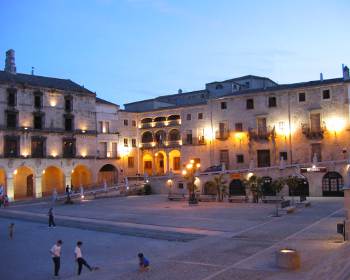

{"left": 47, "top": 207, "right": 150, "bottom": 277}
{"left": 50, "top": 240, "right": 97, "bottom": 278}
{"left": 0, "top": 185, "right": 9, "bottom": 208}
{"left": 50, "top": 240, "right": 150, "bottom": 277}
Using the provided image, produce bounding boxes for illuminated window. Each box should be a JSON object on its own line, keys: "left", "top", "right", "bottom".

{"left": 128, "top": 157, "right": 135, "bottom": 168}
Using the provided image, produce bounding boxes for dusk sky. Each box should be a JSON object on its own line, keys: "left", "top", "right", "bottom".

{"left": 1, "top": 0, "right": 349, "bottom": 107}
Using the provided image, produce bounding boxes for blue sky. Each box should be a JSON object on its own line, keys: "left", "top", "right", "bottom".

{"left": 1, "top": 0, "right": 349, "bottom": 107}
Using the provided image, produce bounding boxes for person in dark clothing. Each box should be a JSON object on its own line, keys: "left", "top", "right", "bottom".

{"left": 138, "top": 252, "right": 150, "bottom": 272}
{"left": 48, "top": 207, "right": 56, "bottom": 227}
{"left": 74, "top": 241, "right": 96, "bottom": 275}
{"left": 50, "top": 240, "right": 63, "bottom": 278}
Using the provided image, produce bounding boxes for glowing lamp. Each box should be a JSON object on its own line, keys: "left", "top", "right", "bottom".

{"left": 13, "top": 169, "right": 17, "bottom": 175}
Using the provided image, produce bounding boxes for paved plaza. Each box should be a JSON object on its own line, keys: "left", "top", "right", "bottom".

{"left": 0, "top": 195, "right": 349, "bottom": 280}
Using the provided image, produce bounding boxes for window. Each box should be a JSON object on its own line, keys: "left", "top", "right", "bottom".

{"left": 105, "top": 122, "right": 109, "bottom": 133}
{"left": 186, "top": 114, "right": 191, "bottom": 121}
{"left": 236, "top": 154, "right": 244, "bottom": 163}
{"left": 98, "top": 121, "right": 103, "bottom": 133}
{"left": 64, "top": 96, "right": 73, "bottom": 112}
{"left": 215, "top": 84, "right": 223, "bottom": 90}
{"left": 7, "top": 88, "right": 16, "bottom": 106}
{"left": 257, "top": 149, "right": 271, "bottom": 167}
{"left": 124, "top": 119, "right": 128, "bottom": 126}
{"left": 111, "top": 142, "right": 118, "bottom": 157}
{"left": 64, "top": 115, "right": 74, "bottom": 131}
{"left": 219, "top": 150, "right": 229, "bottom": 169}
{"left": 178, "top": 183, "right": 184, "bottom": 189}
{"left": 132, "top": 120, "right": 136, "bottom": 127}
{"left": 173, "top": 157, "right": 181, "bottom": 170}
{"left": 257, "top": 117, "right": 267, "bottom": 136}
{"left": 4, "top": 136, "right": 19, "bottom": 157}
{"left": 31, "top": 137, "right": 46, "bottom": 158}
{"left": 98, "top": 142, "right": 107, "bottom": 157}
{"left": 298, "top": 92, "right": 306, "bottom": 102}
{"left": 128, "top": 157, "right": 135, "bottom": 168}
{"left": 246, "top": 99, "right": 254, "bottom": 109}
{"left": 268, "top": 96, "right": 276, "bottom": 107}
{"left": 311, "top": 143, "right": 322, "bottom": 162}
{"left": 33, "top": 113, "right": 44, "bottom": 130}
{"left": 235, "top": 123, "right": 243, "bottom": 132}
{"left": 245, "top": 81, "right": 250, "bottom": 88}
{"left": 310, "top": 113, "right": 321, "bottom": 132}
{"left": 322, "top": 89, "right": 330, "bottom": 100}
{"left": 62, "top": 138, "right": 76, "bottom": 158}
{"left": 186, "top": 130, "right": 193, "bottom": 145}
{"left": 279, "top": 151, "right": 288, "bottom": 161}
{"left": 221, "top": 102, "right": 227, "bottom": 109}
{"left": 198, "top": 113, "right": 203, "bottom": 120}
{"left": 217, "top": 122, "right": 228, "bottom": 139}
{"left": 132, "top": 138, "right": 136, "bottom": 147}
{"left": 6, "top": 111, "right": 17, "bottom": 128}
{"left": 34, "top": 92, "right": 42, "bottom": 109}
{"left": 124, "top": 138, "right": 128, "bottom": 147}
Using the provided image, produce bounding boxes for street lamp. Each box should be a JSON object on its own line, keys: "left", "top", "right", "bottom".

{"left": 182, "top": 159, "right": 201, "bottom": 205}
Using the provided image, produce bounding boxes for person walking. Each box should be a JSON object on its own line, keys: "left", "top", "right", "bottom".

{"left": 50, "top": 240, "right": 63, "bottom": 278}
{"left": 8, "top": 223, "right": 14, "bottom": 240}
{"left": 74, "top": 241, "right": 95, "bottom": 275}
{"left": 48, "top": 207, "right": 56, "bottom": 228}
{"left": 138, "top": 253, "right": 150, "bottom": 272}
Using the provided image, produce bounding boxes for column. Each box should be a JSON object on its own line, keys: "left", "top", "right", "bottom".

{"left": 166, "top": 153, "right": 170, "bottom": 174}
{"left": 34, "top": 175, "right": 42, "bottom": 198}
{"left": 152, "top": 155, "right": 155, "bottom": 176}
{"left": 344, "top": 188, "right": 350, "bottom": 240}
{"left": 6, "top": 172, "right": 14, "bottom": 201}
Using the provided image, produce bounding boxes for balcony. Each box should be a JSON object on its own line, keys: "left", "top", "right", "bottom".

{"left": 215, "top": 130, "right": 229, "bottom": 140}
{"left": 140, "top": 119, "right": 181, "bottom": 129}
{"left": 248, "top": 126, "right": 275, "bottom": 141}
{"left": 183, "top": 137, "right": 206, "bottom": 145}
{"left": 301, "top": 124, "right": 325, "bottom": 140}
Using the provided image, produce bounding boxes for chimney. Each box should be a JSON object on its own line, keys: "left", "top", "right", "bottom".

{"left": 4, "top": 49, "right": 16, "bottom": 74}
{"left": 178, "top": 89, "right": 182, "bottom": 94}
{"left": 320, "top": 73, "right": 323, "bottom": 81}
{"left": 343, "top": 64, "right": 350, "bottom": 80}
{"left": 31, "top": 67, "right": 34, "bottom": 75}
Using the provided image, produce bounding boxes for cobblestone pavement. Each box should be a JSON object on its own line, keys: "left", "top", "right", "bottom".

{"left": 0, "top": 195, "right": 346, "bottom": 280}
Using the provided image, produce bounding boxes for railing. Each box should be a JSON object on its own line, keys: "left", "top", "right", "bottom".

{"left": 248, "top": 126, "right": 275, "bottom": 141}
{"left": 140, "top": 119, "right": 181, "bottom": 129}
{"left": 301, "top": 123, "right": 325, "bottom": 140}
{"left": 183, "top": 137, "right": 206, "bottom": 145}
{"left": 215, "top": 130, "right": 229, "bottom": 140}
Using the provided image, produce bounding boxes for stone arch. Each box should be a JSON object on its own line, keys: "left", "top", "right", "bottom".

{"left": 141, "top": 118, "right": 152, "bottom": 124}
{"left": 141, "top": 131, "right": 153, "bottom": 143}
{"left": 155, "top": 130, "right": 166, "bottom": 145}
{"left": 42, "top": 166, "right": 65, "bottom": 196}
{"left": 203, "top": 181, "right": 217, "bottom": 195}
{"left": 167, "top": 115, "right": 180, "bottom": 121}
{"left": 154, "top": 116, "right": 166, "bottom": 122}
{"left": 322, "top": 172, "right": 344, "bottom": 197}
{"left": 168, "top": 129, "right": 181, "bottom": 141}
{"left": 229, "top": 179, "right": 246, "bottom": 196}
{"left": 71, "top": 165, "right": 93, "bottom": 189}
{"left": 155, "top": 151, "right": 167, "bottom": 175}
{"left": 169, "top": 149, "right": 181, "bottom": 172}
{"left": 143, "top": 154, "right": 153, "bottom": 176}
{"left": 288, "top": 176, "right": 309, "bottom": 197}
{"left": 98, "top": 164, "right": 118, "bottom": 187}
{"left": 14, "top": 166, "right": 34, "bottom": 199}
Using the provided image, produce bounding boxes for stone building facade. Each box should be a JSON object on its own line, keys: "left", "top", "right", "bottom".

{"left": 2, "top": 48, "right": 350, "bottom": 201}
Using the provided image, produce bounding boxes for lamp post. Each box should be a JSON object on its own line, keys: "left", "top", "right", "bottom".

{"left": 182, "top": 159, "right": 200, "bottom": 205}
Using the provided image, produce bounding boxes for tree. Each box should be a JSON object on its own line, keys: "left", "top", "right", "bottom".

{"left": 212, "top": 174, "right": 228, "bottom": 202}
{"left": 285, "top": 176, "right": 300, "bottom": 205}
{"left": 243, "top": 175, "right": 263, "bottom": 203}
{"left": 271, "top": 177, "right": 286, "bottom": 217}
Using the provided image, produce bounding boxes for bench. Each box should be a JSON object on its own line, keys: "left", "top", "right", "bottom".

{"left": 199, "top": 195, "right": 217, "bottom": 202}
{"left": 262, "top": 196, "right": 283, "bottom": 204}
{"left": 168, "top": 194, "right": 186, "bottom": 201}
{"left": 228, "top": 196, "right": 248, "bottom": 203}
